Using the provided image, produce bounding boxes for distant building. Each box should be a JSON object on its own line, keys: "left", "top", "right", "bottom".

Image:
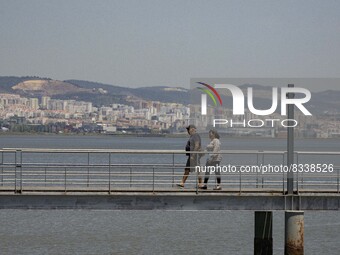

{"left": 48, "top": 99, "right": 65, "bottom": 110}
{"left": 41, "top": 96, "right": 51, "bottom": 109}
{"left": 29, "top": 98, "right": 39, "bottom": 110}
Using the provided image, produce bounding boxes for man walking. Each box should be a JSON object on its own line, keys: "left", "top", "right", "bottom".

{"left": 177, "top": 124, "right": 202, "bottom": 188}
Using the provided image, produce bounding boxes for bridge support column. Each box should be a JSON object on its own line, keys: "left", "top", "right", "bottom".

{"left": 254, "top": 211, "right": 273, "bottom": 255}
{"left": 285, "top": 211, "right": 304, "bottom": 255}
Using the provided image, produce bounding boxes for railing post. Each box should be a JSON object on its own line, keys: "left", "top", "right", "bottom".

{"left": 239, "top": 166, "right": 242, "bottom": 193}
{"left": 256, "top": 153, "right": 259, "bottom": 188}
{"left": 287, "top": 84, "right": 295, "bottom": 195}
{"left": 130, "top": 167, "right": 132, "bottom": 187}
{"left": 337, "top": 166, "right": 339, "bottom": 193}
{"left": 64, "top": 167, "right": 67, "bottom": 193}
{"left": 196, "top": 167, "right": 198, "bottom": 194}
{"left": 14, "top": 150, "right": 17, "bottom": 192}
{"left": 296, "top": 153, "right": 300, "bottom": 193}
{"left": 45, "top": 167, "right": 47, "bottom": 187}
{"left": 15, "top": 150, "right": 22, "bottom": 193}
{"left": 109, "top": 153, "right": 111, "bottom": 194}
{"left": 282, "top": 154, "right": 285, "bottom": 194}
{"left": 1, "top": 151, "right": 3, "bottom": 186}
{"left": 262, "top": 153, "right": 265, "bottom": 188}
{"left": 172, "top": 153, "right": 175, "bottom": 187}
{"left": 152, "top": 167, "right": 155, "bottom": 193}
{"left": 87, "top": 152, "right": 90, "bottom": 187}
{"left": 20, "top": 150, "right": 23, "bottom": 193}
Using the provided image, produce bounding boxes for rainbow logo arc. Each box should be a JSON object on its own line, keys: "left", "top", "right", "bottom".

{"left": 196, "top": 82, "right": 223, "bottom": 106}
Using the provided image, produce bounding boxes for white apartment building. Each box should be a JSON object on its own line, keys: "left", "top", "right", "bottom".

{"left": 29, "top": 98, "right": 39, "bottom": 110}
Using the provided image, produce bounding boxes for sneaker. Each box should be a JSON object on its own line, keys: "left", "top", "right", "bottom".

{"left": 199, "top": 185, "right": 207, "bottom": 190}
{"left": 213, "top": 185, "right": 222, "bottom": 190}
{"left": 176, "top": 184, "right": 184, "bottom": 188}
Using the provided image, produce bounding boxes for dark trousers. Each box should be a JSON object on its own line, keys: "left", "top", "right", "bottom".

{"left": 204, "top": 161, "right": 221, "bottom": 184}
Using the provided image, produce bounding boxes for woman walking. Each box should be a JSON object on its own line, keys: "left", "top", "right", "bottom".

{"left": 201, "top": 129, "right": 222, "bottom": 190}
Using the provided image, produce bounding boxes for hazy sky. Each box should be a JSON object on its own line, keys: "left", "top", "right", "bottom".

{"left": 1, "top": 0, "right": 340, "bottom": 91}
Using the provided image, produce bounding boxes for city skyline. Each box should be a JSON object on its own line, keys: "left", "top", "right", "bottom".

{"left": 1, "top": 89, "right": 339, "bottom": 138}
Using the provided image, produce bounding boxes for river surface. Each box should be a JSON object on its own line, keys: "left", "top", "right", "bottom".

{"left": 0, "top": 135, "right": 339, "bottom": 255}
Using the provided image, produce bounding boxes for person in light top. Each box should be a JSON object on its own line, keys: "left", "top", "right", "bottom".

{"left": 200, "top": 129, "right": 222, "bottom": 190}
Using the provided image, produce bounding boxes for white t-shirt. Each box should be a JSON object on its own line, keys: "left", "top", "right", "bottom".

{"left": 206, "top": 138, "right": 222, "bottom": 162}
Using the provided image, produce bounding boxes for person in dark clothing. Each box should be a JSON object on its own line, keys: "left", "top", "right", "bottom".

{"left": 177, "top": 124, "right": 202, "bottom": 188}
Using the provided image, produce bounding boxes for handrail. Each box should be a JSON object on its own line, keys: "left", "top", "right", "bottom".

{"left": 0, "top": 148, "right": 339, "bottom": 194}
{"left": 1, "top": 148, "right": 340, "bottom": 155}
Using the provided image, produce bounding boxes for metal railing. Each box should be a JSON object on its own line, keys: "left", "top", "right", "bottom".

{"left": 0, "top": 148, "right": 339, "bottom": 194}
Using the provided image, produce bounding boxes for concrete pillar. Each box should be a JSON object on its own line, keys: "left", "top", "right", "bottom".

{"left": 254, "top": 211, "right": 273, "bottom": 255}
{"left": 285, "top": 211, "right": 304, "bottom": 255}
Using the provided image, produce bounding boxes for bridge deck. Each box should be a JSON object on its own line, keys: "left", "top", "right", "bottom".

{"left": 0, "top": 192, "right": 339, "bottom": 211}
{"left": 1, "top": 148, "right": 339, "bottom": 210}
{"left": 0, "top": 185, "right": 339, "bottom": 194}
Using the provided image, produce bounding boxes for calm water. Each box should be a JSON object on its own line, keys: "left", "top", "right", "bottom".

{"left": 1, "top": 134, "right": 340, "bottom": 151}
{"left": 0, "top": 135, "right": 339, "bottom": 255}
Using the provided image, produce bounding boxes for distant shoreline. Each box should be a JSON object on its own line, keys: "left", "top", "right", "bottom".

{"left": 0, "top": 131, "right": 339, "bottom": 140}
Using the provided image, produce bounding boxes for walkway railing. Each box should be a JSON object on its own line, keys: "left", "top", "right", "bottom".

{"left": 0, "top": 148, "right": 339, "bottom": 194}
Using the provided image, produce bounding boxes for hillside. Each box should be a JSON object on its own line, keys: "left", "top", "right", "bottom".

{"left": 12, "top": 79, "right": 91, "bottom": 96}
{"left": 0, "top": 77, "right": 127, "bottom": 107}
{"left": 1, "top": 76, "right": 340, "bottom": 114}
{"left": 66, "top": 80, "right": 189, "bottom": 105}
{"left": 0, "top": 76, "right": 45, "bottom": 93}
